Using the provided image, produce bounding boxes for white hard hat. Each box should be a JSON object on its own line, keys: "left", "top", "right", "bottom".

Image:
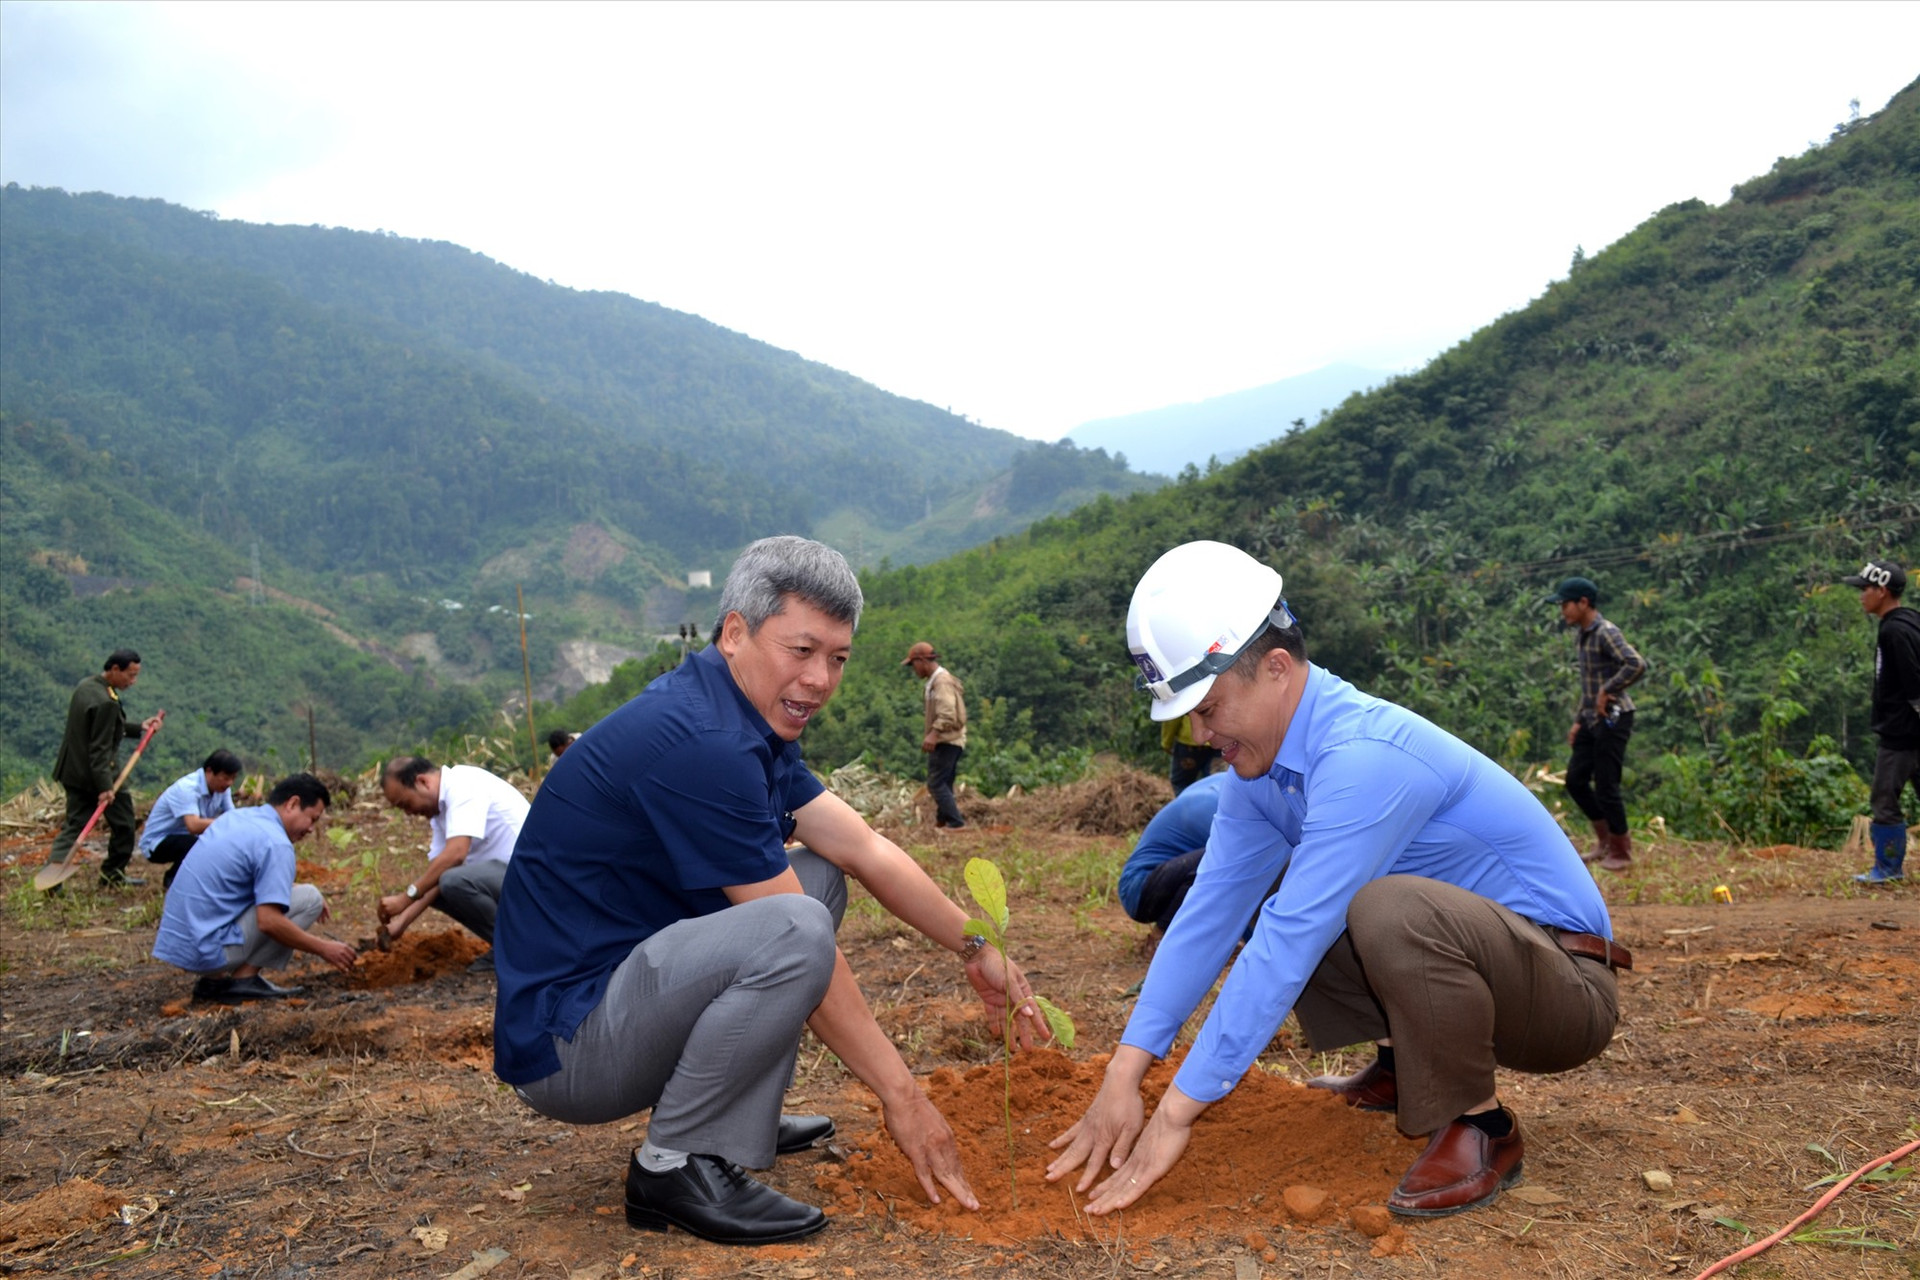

{"left": 1127, "top": 541, "right": 1292, "bottom": 722}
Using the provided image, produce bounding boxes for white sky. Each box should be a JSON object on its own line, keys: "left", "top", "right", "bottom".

{"left": 2, "top": 2, "right": 1914, "bottom": 440}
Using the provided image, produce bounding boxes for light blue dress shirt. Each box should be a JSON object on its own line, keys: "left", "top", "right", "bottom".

{"left": 139, "top": 768, "right": 235, "bottom": 853}
{"left": 152, "top": 805, "right": 296, "bottom": 972}
{"left": 1117, "top": 771, "right": 1228, "bottom": 917}
{"left": 1121, "top": 664, "right": 1613, "bottom": 1104}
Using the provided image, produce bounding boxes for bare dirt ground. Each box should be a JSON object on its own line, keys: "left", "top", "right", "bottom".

{"left": 0, "top": 771, "right": 1915, "bottom": 1280}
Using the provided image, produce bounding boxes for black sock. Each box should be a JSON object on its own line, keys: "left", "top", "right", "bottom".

{"left": 1375, "top": 1045, "right": 1396, "bottom": 1074}
{"left": 1461, "top": 1108, "right": 1513, "bottom": 1139}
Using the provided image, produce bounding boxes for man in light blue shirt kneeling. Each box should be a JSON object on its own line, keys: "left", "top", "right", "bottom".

{"left": 138, "top": 749, "right": 241, "bottom": 889}
{"left": 153, "top": 773, "right": 358, "bottom": 1004}
{"left": 1050, "top": 541, "right": 1627, "bottom": 1220}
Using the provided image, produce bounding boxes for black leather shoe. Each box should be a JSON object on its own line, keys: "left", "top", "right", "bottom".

{"left": 196, "top": 974, "right": 305, "bottom": 1004}
{"left": 99, "top": 872, "right": 146, "bottom": 888}
{"left": 192, "top": 976, "right": 236, "bottom": 1003}
{"left": 775, "top": 1114, "right": 835, "bottom": 1154}
{"left": 1306, "top": 1057, "right": 1398, "bottom": 1111}
{"left": 624, "top": 1153, "right": 827, "bottom": 1244}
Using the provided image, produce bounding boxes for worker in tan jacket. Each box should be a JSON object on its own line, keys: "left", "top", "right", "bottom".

{"left": 903, "top": 642, "right": 968, "bottom": 830}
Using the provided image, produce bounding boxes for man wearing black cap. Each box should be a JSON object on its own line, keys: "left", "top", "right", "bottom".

{"left": 1547, "top": 578, "right": 1646, "bottom": 872}
{"left": 1840, "top": 558, "right": 1919, "bottom": 884}
{"left": 903, "top": 641, "right": 968, "bottom": 830}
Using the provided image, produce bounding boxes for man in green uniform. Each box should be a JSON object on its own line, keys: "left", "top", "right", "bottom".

{"left": 51, "top": 649, "right": 165, "bottom": 887}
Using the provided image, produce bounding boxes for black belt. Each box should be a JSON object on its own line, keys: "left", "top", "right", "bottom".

{"left": 1554, "top": 930, "right": 1633, "bottom": 972}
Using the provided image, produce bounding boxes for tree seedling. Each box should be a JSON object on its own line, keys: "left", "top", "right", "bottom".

{"left": 962, "top": 855, "right": 1075, "bottom": 1209}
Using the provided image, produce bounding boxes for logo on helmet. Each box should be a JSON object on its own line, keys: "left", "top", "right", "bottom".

{"left": 1130, "top": 650, "right": 1166, "bottom": 688}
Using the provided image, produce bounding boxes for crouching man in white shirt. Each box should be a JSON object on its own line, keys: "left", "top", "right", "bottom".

{"left": 378, "top": 756, "right": 529, "bottom": 971}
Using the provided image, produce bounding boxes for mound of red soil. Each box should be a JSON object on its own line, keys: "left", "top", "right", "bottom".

{"left": 819, "top": 1048, "right": 1417, "bottom": 1247}
{"left": 349, "top": 930, "right": 486, "bottom": 988}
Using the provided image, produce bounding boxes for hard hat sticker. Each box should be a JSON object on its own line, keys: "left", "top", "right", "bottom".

{"left": 1130, "top": 651, "right": 1166, "bottom": 687}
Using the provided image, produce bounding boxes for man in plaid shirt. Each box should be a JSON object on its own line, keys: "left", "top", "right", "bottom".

{"left": 1548, "top": 577, "right": 1647, "bottom": 872}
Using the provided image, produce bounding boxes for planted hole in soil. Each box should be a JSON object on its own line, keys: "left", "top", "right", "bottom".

{"left": 819, "top": 1047, "right": 1419, "bottom": 1250}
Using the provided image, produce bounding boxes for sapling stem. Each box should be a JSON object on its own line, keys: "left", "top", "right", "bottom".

{"left": 963, "top": 856, "right": 1076, "bottom": 1211}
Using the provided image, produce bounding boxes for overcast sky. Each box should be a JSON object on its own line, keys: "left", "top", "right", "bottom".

{"left": 2, "top": 2, "right": 1914, "bottom": 440}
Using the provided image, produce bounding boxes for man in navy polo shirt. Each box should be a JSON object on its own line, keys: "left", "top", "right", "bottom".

{"left": 494, "top": 536, "right": 1044, "bottom": 1247}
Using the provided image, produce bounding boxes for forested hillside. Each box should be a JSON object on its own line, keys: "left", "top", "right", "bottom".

{"left": 0, "top": 189, "right": 1153, "bottom": 788}
{"left": 791, "top": 81, "right": 1920, "bottom": 848}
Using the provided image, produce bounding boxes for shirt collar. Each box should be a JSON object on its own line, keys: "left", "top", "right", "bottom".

{"left": 695, "top": 643, "right": 786, "bottom": 749}
{"left": 1271, "top": 662, "right": 1324, "bottom": 779}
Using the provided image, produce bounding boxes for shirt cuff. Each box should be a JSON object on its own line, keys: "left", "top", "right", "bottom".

{"left": 1171, "top": 1050, "right": 1247, "bottom": 1104}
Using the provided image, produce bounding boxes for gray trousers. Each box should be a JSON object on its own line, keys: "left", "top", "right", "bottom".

{"left": 436, "top": 859, "right": 507, "bottom": 943}
{"left": 214, "top": 884, "right": 326, "bottom": 974}
{"left": 1292, "top": 875, "right": 1619, "bottom": 1136}
{"left": 515, "top": 848, "right": 848, "bottom": 1170}
{"left": 1868, "top": 745, "right": 1920, "bottom": 826}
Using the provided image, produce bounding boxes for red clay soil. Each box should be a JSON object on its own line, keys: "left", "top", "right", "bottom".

{"left": 2, "top": 806, "right": 1915, "bottom": 1279}
{"left": 347, "top": 929, "right": 488, "bottom": 988}
{"left": 822, "top": 1047, "right": 1416, "bottom": 1253}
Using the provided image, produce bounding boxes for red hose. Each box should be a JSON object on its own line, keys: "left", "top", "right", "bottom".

{"left": 1691, "top": 1136, "right": 1920, "bottom": 1279}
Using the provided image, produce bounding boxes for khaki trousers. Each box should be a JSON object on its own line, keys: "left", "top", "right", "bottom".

{"left": 1292, "top": 875, "right": 1619, "bottom": 1135}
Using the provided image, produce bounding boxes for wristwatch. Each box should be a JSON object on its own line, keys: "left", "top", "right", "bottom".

{"left": 405, "top": 883, "right": 420, "bottom": 900}
{"left": 959, "top": 934, "right": 988, "bottom": 964}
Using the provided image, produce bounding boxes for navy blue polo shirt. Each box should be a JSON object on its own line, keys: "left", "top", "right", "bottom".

{"left": 492, "top": 644, "right": 826, "bottom": 1085}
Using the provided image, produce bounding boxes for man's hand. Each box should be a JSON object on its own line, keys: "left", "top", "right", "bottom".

{"left": 1046, "top": 1069, "right": 1147, "bottom": 1191}
{"left": 965, "top": 949, "right": 1045, "bottom": 1050}
{"left": 312, "top": 938, "right": 358, "bottom": 973}
{"left": 99, "top": 790, "right": 116, "bottom": 806}
{"left": 377, "top": 893, "right": 406, "bottom": 925}
{"left": 882, "top": 1089, "right": 979, "bottom": 1210}
{"left": 141, "top": 713, "right": 165, "bottom": 735}
{"left": 1081, "top": 1096, "right": 1199, "bottom": 1215}
{"left": 921, "top": 732, "right": 938, "bottom": 754}
{"left": 1567, "top": 722, "right": 1581, "bottom": 746}
{"left": 1596, "top": 690, "right": 1611, "bottom": 720}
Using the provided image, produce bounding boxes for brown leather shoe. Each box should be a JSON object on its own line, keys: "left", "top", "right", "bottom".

{"left": 1305, "top": 1057, "right": 1397, "bottom": 1111}
{"left": 1579, "top": 818, "right": 1612, "bottom": 864}
{"left": 1597, "top": 831, "right": 1633, "bottom": 873}
{"left": 1388, "top": 1111, "right": 1524, "bottom": 1217}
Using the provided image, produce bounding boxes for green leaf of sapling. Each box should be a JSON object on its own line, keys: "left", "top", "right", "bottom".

{"left": 964, "top": 857, "right": 1009, "bottom": 932}
{"left": 1035, "top": 996, "right": 1076, "bottom": 1050}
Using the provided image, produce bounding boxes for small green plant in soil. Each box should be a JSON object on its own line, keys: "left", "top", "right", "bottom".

{"left": 962, "top": 855, "right": 1075, "bottom": 1209}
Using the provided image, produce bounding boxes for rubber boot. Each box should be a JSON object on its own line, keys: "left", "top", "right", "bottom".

{"left": 1597, "top": 830, "right": 1633, "bottom": 873}
{"left": 1855, "top": 823, "right": 1908, "bottom": 884}
{"left": 1580, "top": 819, "right": 1612, "bottom": 864}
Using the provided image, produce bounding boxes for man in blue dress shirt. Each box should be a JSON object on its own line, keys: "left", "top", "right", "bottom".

{"left": 1050, "top": 541, "right": 1627, "bottom": 1219}
{"left": 152, "top": 773, "right": 357, "bottom": 1003}
{"left": 1118, "top": 771, "right": 1230, "bottom": 937}
{"left": 138, "top": 749, "right": 241, "bottom": 888}
{"left": 494, "top": 536, "right": 1043, "bottom": 1247}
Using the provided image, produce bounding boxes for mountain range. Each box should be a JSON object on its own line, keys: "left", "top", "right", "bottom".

{"left": 1064, "top": 363, "right": 1392, "bottom": 476}
{"left": 0, "top": 188, "right": 1155, "bottom": 786}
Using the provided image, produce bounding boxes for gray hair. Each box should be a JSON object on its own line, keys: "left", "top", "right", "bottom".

{"left": 711, "top": 536, "right": 863, "bottom": 643}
